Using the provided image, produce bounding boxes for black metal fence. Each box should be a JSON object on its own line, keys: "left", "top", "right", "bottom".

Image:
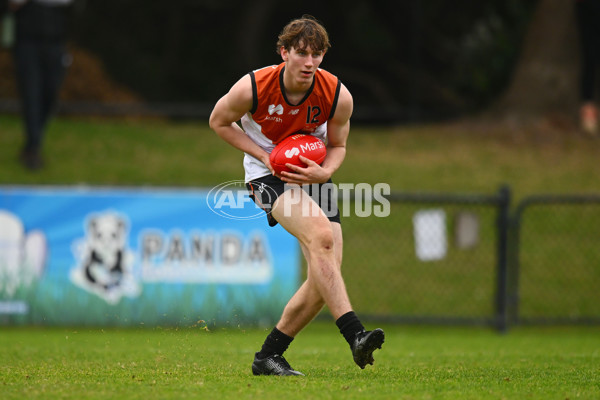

{"left": 508, "top": 195, "right": 600, "bottom": 328}
{"left": 338, "top": 187, "right": 600, "bottom": 331}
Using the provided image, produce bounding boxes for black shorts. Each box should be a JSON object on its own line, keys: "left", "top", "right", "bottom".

{"left": 246, "top": 175, "right": 341, "bottom": 227}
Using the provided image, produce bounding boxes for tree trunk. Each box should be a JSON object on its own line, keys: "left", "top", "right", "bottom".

{"left": 490, "top": 0, "right": 580, "bottom": 122}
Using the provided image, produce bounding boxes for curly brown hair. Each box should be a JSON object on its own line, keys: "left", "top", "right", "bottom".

{"left": 276, "top": 15, "right": 331, "bottom": 54}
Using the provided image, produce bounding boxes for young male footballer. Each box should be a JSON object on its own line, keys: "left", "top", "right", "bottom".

{"left": 209, "top": 15, "right": 384, "bottom": 376}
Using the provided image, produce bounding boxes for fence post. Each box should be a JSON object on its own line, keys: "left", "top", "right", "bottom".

{"left": 495, "top": 185, "right": 511, "bottom": 333}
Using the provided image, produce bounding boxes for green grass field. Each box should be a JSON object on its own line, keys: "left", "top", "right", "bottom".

{"left": 1, "top": 323, "right": 599, "bottom": 400}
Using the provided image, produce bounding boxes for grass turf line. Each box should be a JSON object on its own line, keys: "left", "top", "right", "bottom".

{"left": 1, "top": 323, "right": 599, "bottom": 400}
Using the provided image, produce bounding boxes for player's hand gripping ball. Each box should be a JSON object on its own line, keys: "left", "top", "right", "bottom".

{"left": 269, "top": 134, "right": 327, "bottom": 175}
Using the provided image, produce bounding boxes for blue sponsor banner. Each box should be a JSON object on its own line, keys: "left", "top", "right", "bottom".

{"left": 0, "top": 185, "right": 300, "bottom": 326}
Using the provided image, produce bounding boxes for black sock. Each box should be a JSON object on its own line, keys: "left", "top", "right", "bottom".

{"left": 256, "top": 327, "right": 294, "bottom": 359}
{"left": 336, "top": 311, "right": 365, "bottom": 348}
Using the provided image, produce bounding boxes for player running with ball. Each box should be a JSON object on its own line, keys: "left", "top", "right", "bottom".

{"left": 209, "top": 15, "right": 384, "bottom": 376}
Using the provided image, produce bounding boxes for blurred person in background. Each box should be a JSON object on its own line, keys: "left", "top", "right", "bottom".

{"left": 575, "top": 0, "right": 600, "bottom": 136}
{"left": 8, "top": 0, "right": 73, "bottom": 170}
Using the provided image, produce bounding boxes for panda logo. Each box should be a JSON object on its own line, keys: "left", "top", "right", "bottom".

{"left": 70, "top": 212, "right": 140, "bottom": 304}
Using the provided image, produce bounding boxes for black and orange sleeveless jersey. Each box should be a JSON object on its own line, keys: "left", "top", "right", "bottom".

{"left": 247, "top": 62, "right": 341, "bottom": 144}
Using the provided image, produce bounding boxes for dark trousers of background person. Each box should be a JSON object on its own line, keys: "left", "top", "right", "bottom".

{"left": 575, "top": 0, "right": 600, "bottom": 135}
{"left": 575, "top": 0, "right": 600, "bottom": 103}
{"left": 14, "top": 39, "right": 67, "bottom": 168}
{"left": 12, "top": 0, "right": 71, "bottom": 169}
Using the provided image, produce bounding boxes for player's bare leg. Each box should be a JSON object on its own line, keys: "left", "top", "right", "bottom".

{"left": 252, "top": 186, "right": 384, "bottom": 375}
{"left": 272, "top": 187, "right": 352, "bottom": 320}
{"left": 274, "top": 188, "right": 384, "bottom": 367}
{"left": 275, "top": 222, "right": 343, "bottom": 337}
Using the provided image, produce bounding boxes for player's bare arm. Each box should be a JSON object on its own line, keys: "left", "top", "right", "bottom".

{"left": 280, "top": 83, "right": 353, "bottom": 185}
{"left": 209, "top": 75, "right": 275, "bottom": 175}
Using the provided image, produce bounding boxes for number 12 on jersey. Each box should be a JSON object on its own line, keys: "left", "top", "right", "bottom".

{"left": 306, "top": 106, "right": 321, "bottom": 124}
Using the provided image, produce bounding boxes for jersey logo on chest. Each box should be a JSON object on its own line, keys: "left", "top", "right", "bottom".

{"left": 268, "top": 104, "right": 284, "bottom": 115}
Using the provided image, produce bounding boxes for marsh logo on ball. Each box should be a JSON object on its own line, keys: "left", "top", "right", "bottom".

{"left": 269, "top": 134, "right": 327, "bottom": 175}
{"left": 284, "top": 147, "right": 300, "bottom": 158}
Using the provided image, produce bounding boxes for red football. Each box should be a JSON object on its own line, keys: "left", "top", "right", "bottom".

{"left": 269, "top": 134, "right": 327, "bottom": 175}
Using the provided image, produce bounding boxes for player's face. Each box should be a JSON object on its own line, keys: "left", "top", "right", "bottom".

{"left": 282, "top": 43, "right": 325, "bottom": 86}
